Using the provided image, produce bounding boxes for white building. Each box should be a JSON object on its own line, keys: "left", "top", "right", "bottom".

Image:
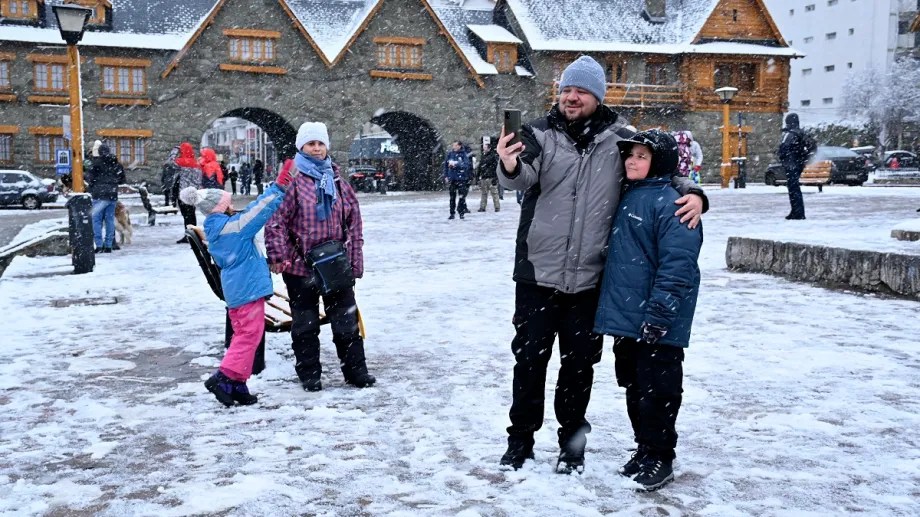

{"left": 201, "top": 118, "right": 275, "bottom": 171}
{"left": 765, "top": 0, "right": 920, "bottom": 126}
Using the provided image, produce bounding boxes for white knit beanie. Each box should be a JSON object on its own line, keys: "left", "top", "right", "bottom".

{"left": 295, "top": 122, "right": 330, "bottom": 151}
{"left": 179, "top": 187, "right": 232, "bottom": 215}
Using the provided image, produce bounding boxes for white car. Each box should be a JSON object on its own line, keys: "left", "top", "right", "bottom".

{"left": 0, "top": 170, "right": 60, "bottom": 209}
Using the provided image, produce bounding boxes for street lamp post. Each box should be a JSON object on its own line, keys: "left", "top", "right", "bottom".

{"left": 715, "top": 86, "right": 738, "bottom": 188}
{"left": 53, "top": 4, "right": 91, "bottom": 193}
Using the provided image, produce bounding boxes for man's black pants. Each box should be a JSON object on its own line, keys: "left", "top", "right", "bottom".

{"left": 613, "top": 337, "right": 684, "bottom": 459}
{"left": 785, "top": 166, "right": 805, "bottom": 218}
{"left": 448, "top": 180, "right": 469, "bottom": 215}
{"left": 507, "top": 283, "right": 603, "bottom": 440}
{"left": 282, "top": 273, "right": 368, "bottom": 382}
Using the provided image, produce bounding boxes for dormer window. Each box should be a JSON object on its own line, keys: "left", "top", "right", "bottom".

{"left": 487, "top": 43, "right": 517, "bottom": 73}
{"left": 64, "top": 0, "right": 110, "bottom": 27}
{"left": 224, "top": 29, "right": 281, "bottom": 64}
{"left": 2, "top": 0, "right": 39, "bottom": 21}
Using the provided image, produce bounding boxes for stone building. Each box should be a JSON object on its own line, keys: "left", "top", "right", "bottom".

{"left": 0, "top": 0, "right": 798, "bottom": 187}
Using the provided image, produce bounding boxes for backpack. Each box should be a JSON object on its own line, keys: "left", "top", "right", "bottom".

{"left": 803, "top": 133, "right": 817, "bottom": 158}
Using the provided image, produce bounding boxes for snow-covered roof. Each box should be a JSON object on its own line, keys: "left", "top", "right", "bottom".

{"left": 284, "top": 0, "right": 381, "bottom": 64}
{"left": 427, "top": 0, "right": 499, "bottom": 75}
{"left": 467, "top": 24, "right": 521, "bottom": 44}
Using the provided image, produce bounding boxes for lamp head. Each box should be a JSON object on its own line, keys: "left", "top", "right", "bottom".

{"left": 53, "top": 5, "right": 92, "bottom": 45}
{"left": 715, "top": 86, "right": 739, "bottom": 103}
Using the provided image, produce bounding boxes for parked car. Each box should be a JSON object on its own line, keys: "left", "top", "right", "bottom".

{"left": 347, "top": 165, "right": 383, "bottom": 193}
{"left": 849, "top": 146, "right": 879, "bottom": 171}
{"left": 0, "top": 170, "right": 59, "bottom": 209}
{"left": 763, "top": 146, "right": 869, "bottom": 186}
{"left": 882, "top": 150, "right": 918, "bottom": 169}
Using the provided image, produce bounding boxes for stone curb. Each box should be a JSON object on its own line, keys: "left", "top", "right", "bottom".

{"left": 725, "top": 237, "right": 920, "bottom": 299}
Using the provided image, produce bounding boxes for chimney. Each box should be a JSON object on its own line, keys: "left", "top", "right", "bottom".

{"left": 642, "top": 0, "right": 667, "bottom": 24}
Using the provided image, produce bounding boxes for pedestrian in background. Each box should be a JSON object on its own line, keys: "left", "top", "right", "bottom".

{"left": 86, "top": 144, "right": 126, "bottom": 253}
{"left": 477, "top": 140, "right": 500, "bottom": 212}
{"left": 161, "top": 146, "right": 180, "bottom": 206}
{"left": 174, "top": 142, "right": 201, "bottom": 243}
{"left": 240, "top": 161, "right": 253, "bottom": 195}
{"left": 199, "top": 148, "right": 225, "bottom": 189}
{"left": 228, "top": 164, "right": 239, "bottom": 195}
{"left": 254, "top": 159, "right": 265, "bottom": 195}
{"left": 443, "top": 140, "right": 473, "bottom": 219}
{"left": 777, "top": 113, "right": 815, "bottom": 220}
{"left": 594, "top": 129, "right": 703, "bottom": 492}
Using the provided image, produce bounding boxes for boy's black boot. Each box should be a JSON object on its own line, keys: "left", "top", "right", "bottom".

{"left": 499, "top": 435, "right": 534, "bottom": 470}
{"left": 296, "top": 361, "right": 323, "bottom": 392}
{"left": 619, "top": 445, "right": 649, "bottom": 477}
{"left": 633, "top": 453, "right": 674, "bottom": 491}
{"left": 339, "top": 341, "right": 376, "bottom": 388}
{"left": 204, "top": 371, "right": 236, "bottom": 407}
{"left": 556, "top": 424, "right": 589, "bottom": 474}
{"left": 231, "top": 381, "right": 258, "bottom": 405}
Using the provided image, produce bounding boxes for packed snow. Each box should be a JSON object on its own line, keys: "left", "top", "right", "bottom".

{"left": 0, "top": 185, "right": 918, "bottom": 515}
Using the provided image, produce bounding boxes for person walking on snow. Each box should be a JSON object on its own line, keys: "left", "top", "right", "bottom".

{"left": 253, "top": 159, "right": 265, "bottom": 195}
{"left": 443, "top": 141, "right": 473, "bottom": 219}
{"left": 199, "top": 148, "right": 225, "bottom": 189}
{"left": 86, "top": 144, "right": 126, "bottom": 253}
{"left": 174, "top": 142, "right": 202, "bottom": 243}
{"left": 180, "top": 165, "right": 295, "bottom": 407}
{"left": 265, "top": 122, "right": 375, "bottom": 392}
{"left": 688, "top": 132, "right": 704, "bottom": 184}
{"left": 594, "top": 129, "right": 703, "bottom": 492}
{"left": 477, "top": 140, "right": 500, "bottom": 212}
{"left": 495, "top": 55, "right": 707, "bottom": 475}
{"left": 240, "top": 161, "right": 253, "bottom": 195}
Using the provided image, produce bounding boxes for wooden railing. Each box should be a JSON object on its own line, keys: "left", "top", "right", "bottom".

{"left": 549, "top": 82, "right": 684, "bottom": 108}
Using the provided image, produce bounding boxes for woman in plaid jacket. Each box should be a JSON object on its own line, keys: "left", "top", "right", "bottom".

{"left": 265, "top": 122, "right": 375, "bottom": 392}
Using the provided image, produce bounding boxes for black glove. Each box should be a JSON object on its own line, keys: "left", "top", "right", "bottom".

{"left": 640, "top": 322, "right": 668, "bottom": 345}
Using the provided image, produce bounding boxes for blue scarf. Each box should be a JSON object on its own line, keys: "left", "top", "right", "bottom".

{"left": 295, "top": 152, "right": 336, "bottom": 221}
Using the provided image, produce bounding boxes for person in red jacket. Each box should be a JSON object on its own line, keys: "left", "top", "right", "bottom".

{"left": 199, "top": 147, "right": 225, "bottom": 189}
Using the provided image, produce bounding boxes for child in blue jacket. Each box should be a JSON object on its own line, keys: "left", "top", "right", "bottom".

{"left": 180, "top": 162, "right": 294, "bottom": 407}
{"left": 593, "top": 129, "right": 703, "bottom": 491}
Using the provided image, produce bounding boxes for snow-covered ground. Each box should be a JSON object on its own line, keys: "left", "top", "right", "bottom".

{"left": 1, "top": 185, "right": 918, "bottom": 516}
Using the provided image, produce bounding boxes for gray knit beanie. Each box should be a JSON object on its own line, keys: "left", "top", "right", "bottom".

{"left": 559, "top": 56, "right": 607, "bottom": 103}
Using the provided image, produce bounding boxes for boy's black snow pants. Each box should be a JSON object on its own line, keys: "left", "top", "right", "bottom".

{"left": 283, "top": 273, "right": 369, "bottom": 382}
{"left": 613, "top": 337, "right": 684, "bottom": 459}
{"left": 506, "top": 282, "right": 603, "bottom": 442}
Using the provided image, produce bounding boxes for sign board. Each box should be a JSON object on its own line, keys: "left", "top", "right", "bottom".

{"left": 380, "top": 140, "right": 400, "bottom": 154}
{"left": 55, "top": 148, "right": 72, "bottom": 176}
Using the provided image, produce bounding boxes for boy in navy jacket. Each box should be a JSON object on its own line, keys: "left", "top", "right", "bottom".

{"left": 594, "top": 129, "right": 703, "bottom": 491}
{"left": 180, "top": 162, "right": 294, "bottom": 407}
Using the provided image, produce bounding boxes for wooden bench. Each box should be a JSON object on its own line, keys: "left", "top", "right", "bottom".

{"left": 138, "top": 184, "right": 179, "bottom": 225}
{"left": 801, "top": 161, "right": 831, "bottom": 192}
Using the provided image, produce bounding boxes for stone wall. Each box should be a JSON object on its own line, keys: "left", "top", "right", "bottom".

{"left": 725, "top": 237, "right": 920, "bottom": 299}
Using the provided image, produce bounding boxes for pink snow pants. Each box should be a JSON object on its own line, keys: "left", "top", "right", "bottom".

{"left": 219, "top": 298, "right": 266, "bottom": 382}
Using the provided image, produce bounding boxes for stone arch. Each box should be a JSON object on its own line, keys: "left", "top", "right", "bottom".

{"left": 370, "top": 111, "right": 443, "bottom": 191}
{"left": 219, "top": 107, "right": 298, "bottom": 159}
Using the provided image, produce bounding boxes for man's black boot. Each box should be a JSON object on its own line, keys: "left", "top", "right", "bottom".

{"left": 619, "top": 445, "right": 649, "bottom": 477}
{"left": 499, "top": 435, "right": 535, "bottom": 470}
{"left": 633, "top": 453, "right": 674, "bottom": 491}
{"left": 556, "top": 424, "right": 589, "bottom": 474}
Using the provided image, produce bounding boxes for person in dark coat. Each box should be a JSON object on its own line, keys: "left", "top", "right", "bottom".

{"left": 477, "top": 141, "right": 500, "bottom": 212}
{"left": 253, "top": 159, "right": 265, "bottom": 195}
{"left": 227, "top": 163, "right": 239, "bottom": 195}
{"left": 86, "top": 144, "right": 126, "bottom": 253}
{"left": 161, "top": 147, "right": 180, "bottom": 206}
{"left": 443, "top": 141, "right": 473, "bottom": 219}
{"left": 240, "top": 162, "right": 253, "bottom": 195}
{"left": 594, "top": 129, "right": 703, "bottom": 491}
{"left": 777, "top": 113, "right": 814, "bottom": 220}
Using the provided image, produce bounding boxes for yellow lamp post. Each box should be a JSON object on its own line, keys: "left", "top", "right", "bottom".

{"left": 52, "top": 4, "right": 92, "bottom": 193}
{"left": 715, "top": 86, "right": 738, "bottom": 188}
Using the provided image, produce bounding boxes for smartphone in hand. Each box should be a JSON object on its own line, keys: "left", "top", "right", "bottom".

{"left": 504, "top": 110, "right": 522, "bottom": 146}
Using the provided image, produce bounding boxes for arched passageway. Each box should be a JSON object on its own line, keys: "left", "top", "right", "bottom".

{"left": 370, "top": 111, "right": 442, "bottom": 190}
{"left": 220, "top": 107, "right": 298, "bottom": 159}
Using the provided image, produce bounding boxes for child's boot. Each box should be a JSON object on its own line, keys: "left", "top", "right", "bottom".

{"left": 204, "top": 371, "right": 236, "bottom": 407}
{"left": 231, "top": 380, "right": 258, "bottom": 405}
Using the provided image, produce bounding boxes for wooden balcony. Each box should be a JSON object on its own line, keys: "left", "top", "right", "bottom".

{"left": 549, "top": 82, "right": 684, "bottom": 109}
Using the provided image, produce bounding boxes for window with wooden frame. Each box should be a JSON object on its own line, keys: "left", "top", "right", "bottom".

{"left": 0, "top": 58, "right": 12, "bottom": 91}
{"left": 98, "top": 129, "right": 151, "bottom": 166}
{"left": 29, "top": 55, "right": 69, "bottom": 93}
{"left": 65, "top": 0, "right": 108, "bottom": 25}
{"left": 714, "top": 62, "right": 758, "bottom": 92}
{"left": 96, "top": 58, "right": 149, "bottom": 96}
{"left": 607, "top": 59, "right": 628, "bottom": 83}
{"left": 224, "top": 29, "right": 280, "bottom": 64}
{"left": 374, "top": 37, "right": 425, "bottom": 70}
{"left": 30, "top": 128, "right": 66, "bottom": 164}
{"left": 0, "top": 127, "right": 15, "bottom": 164}
{"left": 488, "top": 43, "right": 517, "bottom": 73}
{"left": 1, "top": 0, "right": 39, "bottom": 21}
{"left": 645, "top": 58, "right": 671, "bottom": 85}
